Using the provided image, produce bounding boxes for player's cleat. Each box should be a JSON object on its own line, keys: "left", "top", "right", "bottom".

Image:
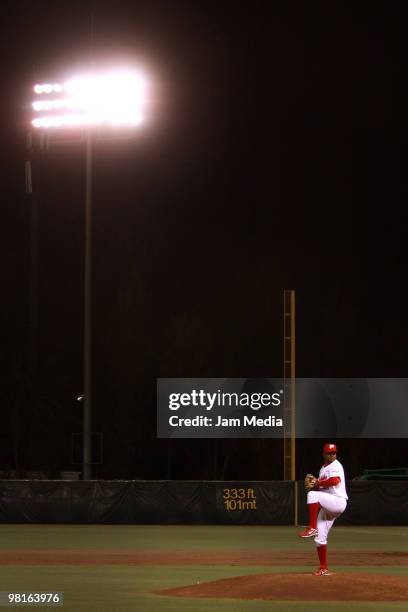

{"left": 314, "top": 568, "right": 333, "bottom": 576}
{"left": 298, "top": 527, "right": 318, "bottom": 538}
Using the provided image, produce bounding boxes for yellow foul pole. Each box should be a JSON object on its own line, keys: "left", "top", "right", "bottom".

{"left": 283, "top": 290, "right": 296, "bottom": 521}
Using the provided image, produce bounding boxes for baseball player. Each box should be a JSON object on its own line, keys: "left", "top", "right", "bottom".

{"left": 298, "top": 443, "right": 348, "bottom": 576}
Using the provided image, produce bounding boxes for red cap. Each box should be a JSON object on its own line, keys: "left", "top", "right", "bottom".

{"left": 323, "top": 443, "right": 337, "bottom": 454}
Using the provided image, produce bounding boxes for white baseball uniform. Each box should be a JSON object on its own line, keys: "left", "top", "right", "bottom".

{"left": 307, "top": 459, "right": 348, "bottom": 545}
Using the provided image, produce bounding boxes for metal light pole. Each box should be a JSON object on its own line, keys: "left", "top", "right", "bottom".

{"left": 25, "top": 132, "right": 39, "bottom": 384}
{"left": 83, "top": 129, "right": 93, "bottom": 480}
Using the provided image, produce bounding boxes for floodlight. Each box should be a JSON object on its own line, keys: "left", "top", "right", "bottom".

{"left": 32, "top": 69, "right": 146, "bottom": 129}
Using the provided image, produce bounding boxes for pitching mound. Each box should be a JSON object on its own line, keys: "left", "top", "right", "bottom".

{"left": 157, "top": 572, "right": 408, "bottom": 601}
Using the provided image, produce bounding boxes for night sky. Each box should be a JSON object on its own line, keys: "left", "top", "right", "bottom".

{"left": 1, "top": 1, "right": 407, "bottom": 479}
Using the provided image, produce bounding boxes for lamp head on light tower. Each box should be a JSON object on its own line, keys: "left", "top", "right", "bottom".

{"left": 31, "top": 69, "right": 147, "bottom": 130}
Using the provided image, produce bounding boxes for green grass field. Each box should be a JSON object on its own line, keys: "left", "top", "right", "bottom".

{"left": 0, "top": 525, "right": 407, "bottom": 611}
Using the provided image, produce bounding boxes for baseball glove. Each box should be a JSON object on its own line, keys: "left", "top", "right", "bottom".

{"left": 304, "top": 473, "right": 317, "bottom": 491}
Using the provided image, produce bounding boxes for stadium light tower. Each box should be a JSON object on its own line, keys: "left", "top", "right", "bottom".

{"left": 30, "top": 69, "right": 147, "bottom": 480}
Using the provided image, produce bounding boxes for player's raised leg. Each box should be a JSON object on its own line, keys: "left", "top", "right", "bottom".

{"left": 298, "top": 491, "right": 320, "bottom": 537}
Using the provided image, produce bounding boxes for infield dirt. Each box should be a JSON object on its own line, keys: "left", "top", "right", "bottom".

{"left": 0, "top": 550, "right": 406, "bottom": 566}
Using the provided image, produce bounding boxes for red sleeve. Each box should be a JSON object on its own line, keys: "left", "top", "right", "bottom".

{"left": 315, "top": 476, "right": 341, "bottom": 488}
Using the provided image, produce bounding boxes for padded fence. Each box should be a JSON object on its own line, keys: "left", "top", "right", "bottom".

{"left": 0, "top": 481, "right": 293, "bottom": 525}
{"left": 0, "top": 480, "right": 406, "bottom": 524}
{"left": 297, "top": 480, "right": 408, "bottom": 526}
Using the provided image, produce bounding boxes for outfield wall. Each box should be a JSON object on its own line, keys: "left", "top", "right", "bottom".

{"left": 0, "top": 480, "right": 406, "bottom": 525}
{"left": 297, "top": 480, "right": 408, "bottom": 526}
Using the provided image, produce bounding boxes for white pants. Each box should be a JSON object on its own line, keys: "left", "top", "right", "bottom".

{"left": 307, "top": 490, "right": 347, "bottom": 546}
